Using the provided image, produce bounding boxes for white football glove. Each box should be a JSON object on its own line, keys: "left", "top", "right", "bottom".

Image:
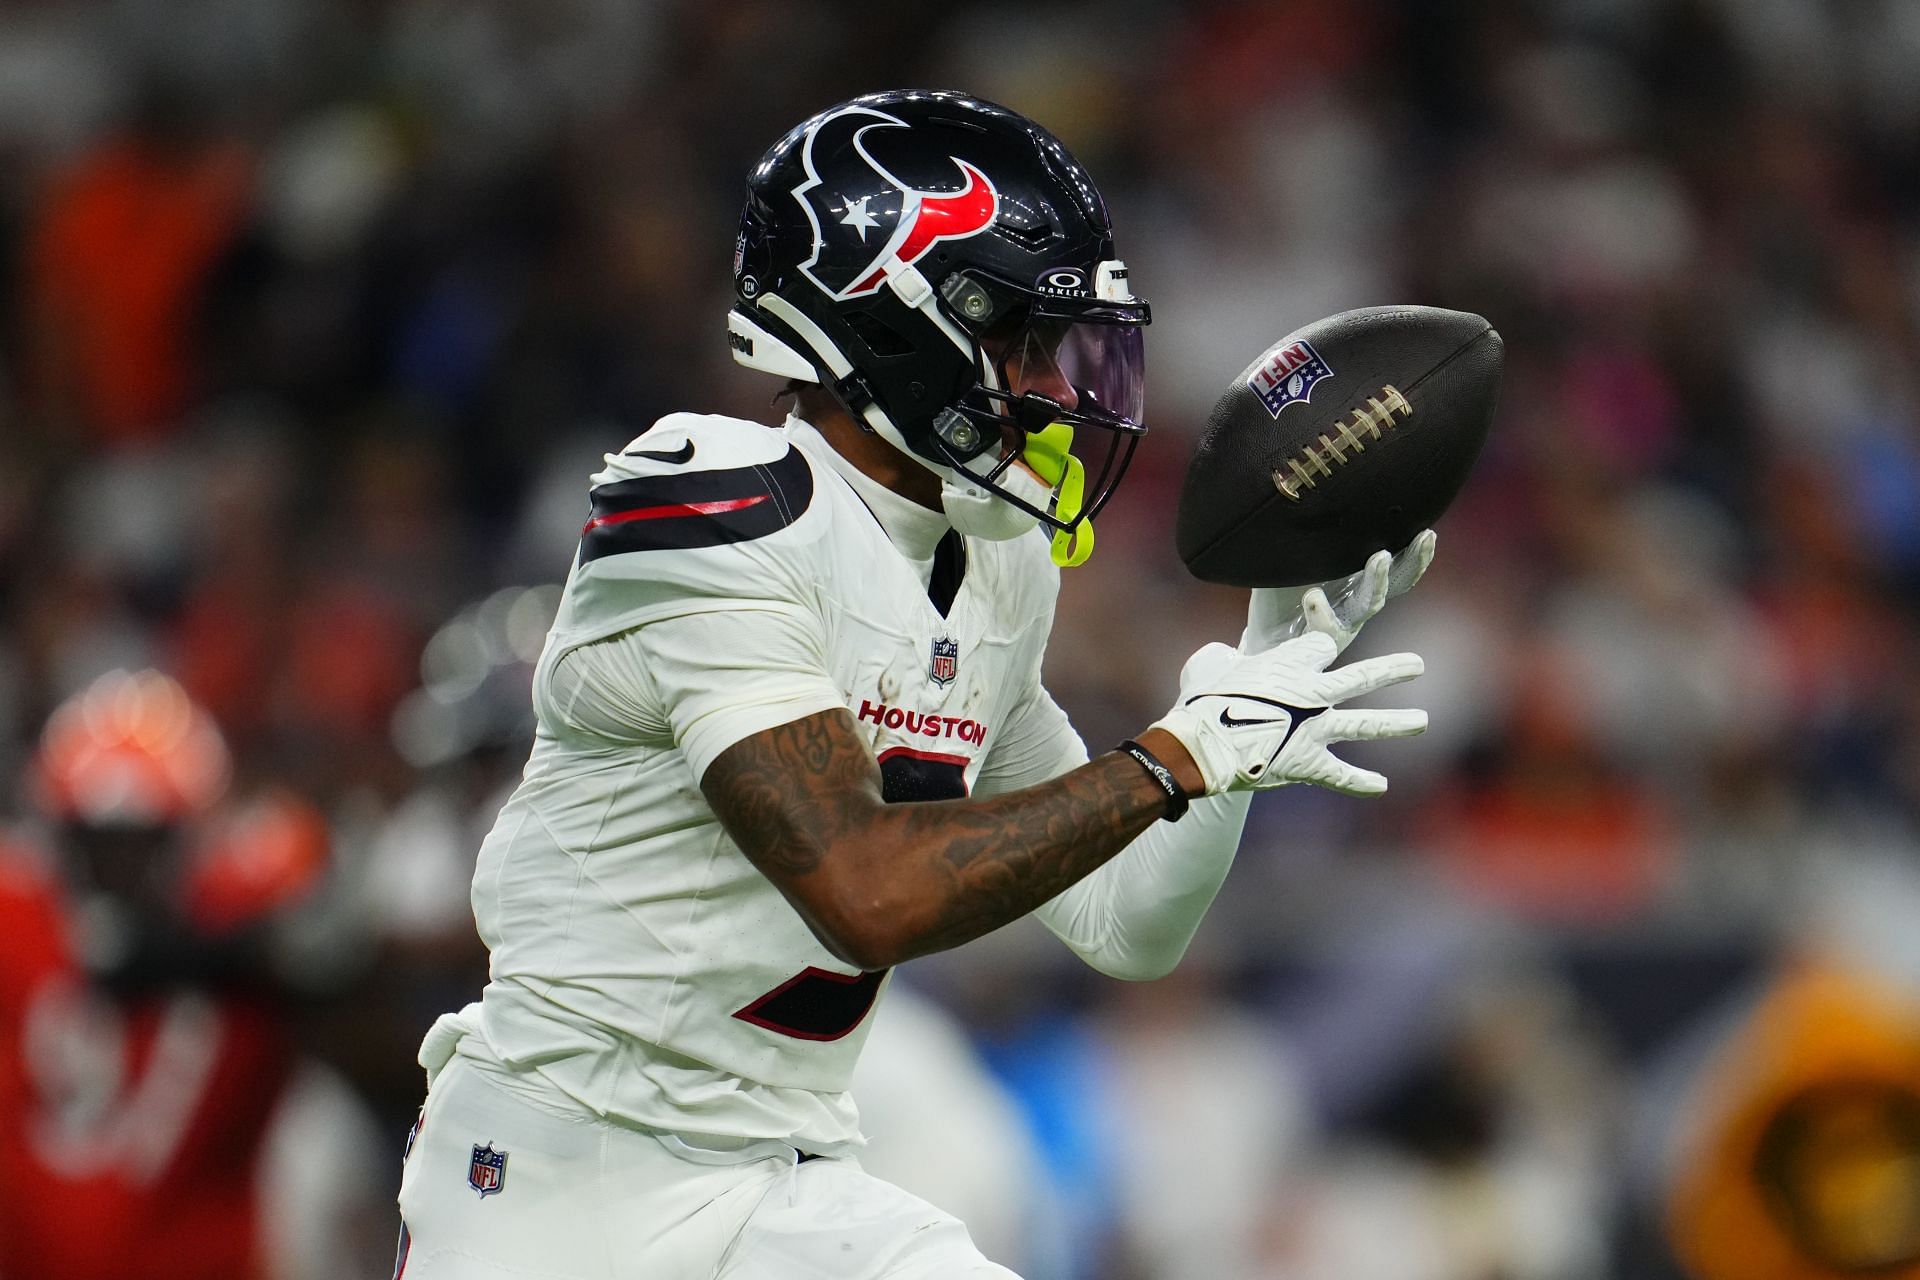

{"left": 1153, "top": 631, "right": 1425, "bottom": 796}
{"left": 1242, "top": 529, "right": 1437, "bottom": 656}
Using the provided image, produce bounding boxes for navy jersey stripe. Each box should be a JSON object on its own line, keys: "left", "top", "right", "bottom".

{"left": 580, "top": 446, "right": 813, "bottom": 561}
{"left": 734, "top": 965, "right": 887, "bottom": 1041}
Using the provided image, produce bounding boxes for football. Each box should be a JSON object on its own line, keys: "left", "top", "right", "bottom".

{"left": 1175, "top": 306, "right": 1503, "bottom": 587}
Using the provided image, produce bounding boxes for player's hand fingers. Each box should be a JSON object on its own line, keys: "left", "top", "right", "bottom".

{"left": 1386, "top": 529, "right": 1437, "bottom": 598}
{"left": 1283, "top": 628, "right": 1340, "bottom": 671}
{"left": 1351, "top": 549, "right": 1392, "bottom": 620}
{"left": 1309, "top": 750, "right": 1390, "bottom": 796}
{"left": 1317, "top": 708, "right": 1427, "bottom": 742}
{"left": 1181, "top": 641, "right": 1240, "bottom": 688}
{"left": 1318, "top": 650, "right": 1424, "bottom": 701}
{"left": 1299, "top": 586, "right": 1342, "bottom": 643}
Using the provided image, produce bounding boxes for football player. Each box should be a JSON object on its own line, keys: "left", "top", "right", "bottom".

{"left": 0, "top": 670, "right": 358, "bottom": 1280}
{"left": 395, "top": 90, "right": 1432, "bottom": 1279}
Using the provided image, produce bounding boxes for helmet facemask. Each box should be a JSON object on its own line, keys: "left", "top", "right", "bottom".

{"left": 915, "top": 270, "right": 1147, "bottom": 566}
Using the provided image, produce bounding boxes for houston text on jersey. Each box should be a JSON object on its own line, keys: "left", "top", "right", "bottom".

{"left": 855, "top": 699, "right": 988, "bottom": 744}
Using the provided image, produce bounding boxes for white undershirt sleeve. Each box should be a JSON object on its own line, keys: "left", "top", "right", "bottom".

{"left": 976, "top": 682, "right": 1253, "bottom": 982}
{"left": 547, "top": 604, "right": 847, "bottom": 783}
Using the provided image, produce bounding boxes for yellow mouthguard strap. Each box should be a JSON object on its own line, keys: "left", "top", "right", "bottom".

{"left": 1021, "top": 422, "right": 1095, "bottom": 567}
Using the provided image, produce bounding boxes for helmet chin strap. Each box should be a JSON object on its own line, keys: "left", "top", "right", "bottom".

{"left": 940, "top": 422, "right": 1091, "bottom": 566}
{"left": 940, "top": 465, "right": 1045, "bottom": 542}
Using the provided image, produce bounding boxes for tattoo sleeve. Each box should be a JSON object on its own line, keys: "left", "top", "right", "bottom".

{"left": 701, "top": 708, "right": 1169, "bottom": 967}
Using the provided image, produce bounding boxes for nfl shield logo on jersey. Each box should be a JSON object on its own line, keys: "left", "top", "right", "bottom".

{"left": 929, "top": 636, "right": 959, "bottom": 687}
{"left": 468, "top": 1142, "right": 507, "bottom": 1198}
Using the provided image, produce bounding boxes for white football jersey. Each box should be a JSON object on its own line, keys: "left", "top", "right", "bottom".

{"left": 446, "top": 412, "right": 1070, "bottom": 1151}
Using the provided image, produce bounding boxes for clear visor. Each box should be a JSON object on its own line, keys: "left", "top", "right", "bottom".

{"left": 930, "top": 299, "right": 1149, "bottom": 561}
{"left": 999, "top": 316, "right": 1146, "bottom": 428}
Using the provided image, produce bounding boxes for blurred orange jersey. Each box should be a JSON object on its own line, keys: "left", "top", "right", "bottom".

{"left": 0, "top": 838, "right": 296, "bottom": 1280}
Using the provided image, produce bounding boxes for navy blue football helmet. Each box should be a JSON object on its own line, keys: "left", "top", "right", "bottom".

{"left": 728, "top": 90, "right": 1150, "bottom": 558}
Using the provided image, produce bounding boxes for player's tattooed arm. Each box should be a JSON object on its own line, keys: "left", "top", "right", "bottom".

{"left": 702, "top": 709, "right": 1197, "bottom": 970}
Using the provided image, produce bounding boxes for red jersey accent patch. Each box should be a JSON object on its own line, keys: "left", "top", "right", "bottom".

{"left": 581, "top": 494, "right": 770, "bottom": 533}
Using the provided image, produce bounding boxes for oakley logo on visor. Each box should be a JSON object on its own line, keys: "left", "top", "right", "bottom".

{"left": 1036, "top": 267, "right": 1091, "bottom": 297}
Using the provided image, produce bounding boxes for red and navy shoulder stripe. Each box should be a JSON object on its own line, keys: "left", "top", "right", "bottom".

{"left": 580, "top": 446, "right": 814, "bottom": 562}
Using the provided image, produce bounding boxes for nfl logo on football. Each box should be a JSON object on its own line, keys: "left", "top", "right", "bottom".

{"left": 468, "top": 1142, "right": 508, "bottom": 1198}
{"left": 1248, "top": 339, "right": 1334, "bottom": 419}
{"left": 929, "top": 636, "right": 959, "bottom": 687}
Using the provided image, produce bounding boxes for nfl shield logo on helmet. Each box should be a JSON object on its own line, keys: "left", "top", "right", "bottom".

{"left": 1247, "top": 340, "right": 1334, "bottom": 419}
{"left": 468, "top": 1143, "right": 507, "bottom": 1198}
{"left": 929, "top": 636, "right": 959, "bottom": 687}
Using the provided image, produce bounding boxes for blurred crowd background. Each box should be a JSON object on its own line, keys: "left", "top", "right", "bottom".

{"left": 4, "top": 0, "right": 1920, "bottom": 1277}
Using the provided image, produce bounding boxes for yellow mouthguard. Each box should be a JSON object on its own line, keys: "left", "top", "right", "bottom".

{"left": 1021, "top": 422, "right": 1095, "bottom": 567}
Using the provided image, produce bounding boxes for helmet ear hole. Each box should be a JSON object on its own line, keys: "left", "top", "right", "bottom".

{"left": 844, "top": 310, "right": 916, "bottom": 359}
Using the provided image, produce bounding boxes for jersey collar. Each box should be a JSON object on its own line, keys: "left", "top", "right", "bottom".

{"left": 785, "top": 415, "right": 951, "bottom": 571}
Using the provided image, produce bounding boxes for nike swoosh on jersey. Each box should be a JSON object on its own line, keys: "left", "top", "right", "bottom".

{"left": 622, "top": 440, "right": 695, "bottom": 464}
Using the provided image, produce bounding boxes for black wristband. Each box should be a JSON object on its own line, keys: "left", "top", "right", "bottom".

{"left": 1117, "top": 738, "right": 1191, "bottom": 822}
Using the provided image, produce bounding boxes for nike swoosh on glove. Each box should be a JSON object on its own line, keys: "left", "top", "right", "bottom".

{"left": 1242, "top": 529, "right": 1436, "bottom": 656}
{"left": 1152, "top": 631, "right": 1426, "bottom": 796}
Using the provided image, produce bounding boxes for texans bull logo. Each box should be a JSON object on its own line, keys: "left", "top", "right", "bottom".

{"left": 794, "top": 106, "right": 1000, "bottom": 301}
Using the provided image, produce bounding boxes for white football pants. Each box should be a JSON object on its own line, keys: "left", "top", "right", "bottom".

{"left": 395, "top": 1053, "right": 1020, "bottom": 1279}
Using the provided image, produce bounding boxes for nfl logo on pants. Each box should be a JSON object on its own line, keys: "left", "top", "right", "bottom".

{"left": 468, "top": 1143, "right": 508, "bottom": 1198}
